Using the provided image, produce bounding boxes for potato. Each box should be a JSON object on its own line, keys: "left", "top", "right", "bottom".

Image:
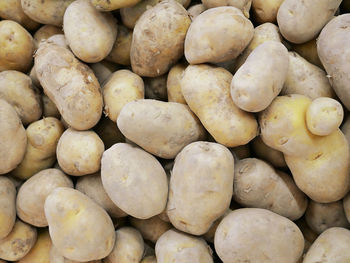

{"left": 277, "top": 0, "right": 341, "bottom": 44}
{"left": 251, "top": 0, "right": 284, "bottom": 23}
{"left": 35, "top": 43, "right": 103, "bottom": 130}
{"left": 103, "top": 227, "right": 144, "bottom": 263}
{"left": 0, "top": 20, "right": 34, "bottom": 72}
{"left": 103, "top": 70, "right": 144, "bottom": 122}
{"left": 11, "top": 118, "right": 64, "bottom": 180}
{"left": 0, "top": 99, "right": 27, "bottom": 174}
{"left": 76, "top": 173, "right": 127, "bottom": 218}
{"left": 33, "top": 25, "right": 63, "bottom": 49}
{"left": 187, "top": 4, "right": 206, "bottom": 20}
{"left": 94, "top": 117, "right": 125, "bottom": 149}
{"left": 91, "top": 0, "right": 142, "bottom": 11}
{"left": 90, "top": 61, "right": 120, "bottom": 85}
{"left": 117, "top": 99, "right": 205, "bottom": 158}
{"left": 106, "top": 25, "right": 132, "bottom": 66}
{"left": 201, "top": 0, "right": 251, "bottom": 17}
{"left": 167, "top": 63, "right": 186, "bottom": 104}
{"left": 155, "top": 229, "right": 213, "bottom": 263}
{"left": 131, "top": 0, "right": 191, "bottom": 77}
{"left": 214, "top": 208, "right": 304, "bottom": 263}
{"left": 0, "top": 219, "right": 37, "bottom": 261}
{"left": 181, "top": 64, "right": 257, "bottom": 147}
{"left": 141, "top": 256, "right": 157, "bottom": 263}
{"left": 252, "top": 136, "right": 286, "bottom": 168}
{"left": 291, "top": 38, "right": 323, "bottom": 68}
{"left": 101, "top": 143, "right": 168, "bottom": 219}
{"left": 145, "top": 75, "right": 167, "bottom": 101}
{"left": 231, "top": 41, "right": 289, "bottom": 112}
{"left": 185, "top": 7, "right": 253, "bottom": 64}
{"left": 0, "top": 177, "right": 16, "bottom": 239}
{"left": 343, "top": 192, "right": 350, "bottom": 223}
{"left": 57, "top": 128, "right": 104, "bottom": 176}
{"left": 21, "top": 0, "right": 74, "bottom": 26}
{"left": 45, "top": 187, "right": 115, "bottom": 261}
{"left": 42, "top": 94, "right": 60, "bottom": 118}
{"left": 230, "top": 145, "right": 251, "bottom": 160}
{"left": 16, "top": 168, "right": 73, "bottom": 227}
{"left": 50, "top": 245, "right": 102, "bottom": 263}
{"left": 45, "top": 34, "right": 69, "bottom": 49}
{"left": 303, "top": 227, "right": 350, "bottom": 262}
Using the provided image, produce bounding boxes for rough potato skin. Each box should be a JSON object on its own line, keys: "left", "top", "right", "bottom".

{"left": 0, "top": 177, "right": 16, "bottom": 239}
{"left": 131, "top": 0, "right": 191, "bottom": 77}
{"left": 91, "top": 0, "right": 142, "bottom": 11}
{"left": 214, "top": 208, "right": 304, "bottom": 263}
{"left": 35, "top": 43, "right": 103, "bottom": 130}
{"left": 106, "top": 25, "right": 132, "bottom": 66}
{"left": 201, "top": 0, "right": 251, "bottom": 17}
{"left": 317, "top": 14, "right": 350, "bottom": 110}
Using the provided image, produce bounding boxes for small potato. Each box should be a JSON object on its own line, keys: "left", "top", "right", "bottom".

{"left": 0, "top": 20, "right": 34, "bottom": 72}
{"left": 303, "top": 227, "right": 350, "bottom": 262}
{"left": 50, "top": 245, "right": 101, "bottom": 263}
{"left": 155, "top": 229, "right": 213, "bottom": 263}
{"left": 103, "top": 70, "right": 144, "bottom": 122}
{"left": 251, "top": 0, "right": 284, "bottom": 23}
{"left": 90, "top": 61, "right": 120, "bottom": 85}
{"left": 306, "top": 97, "right": 343, "bottom": 136}
{"left": 167, "top": 63, "right": 186, "bottom": 104}
{"left": 57, "top": 129, "right": 104, "bottom": 176}
{"left": 141, "top": 256, "right": 157, "bottom": 263}
{"left": 214, "top": 208, "right": 304, "bottom": 263}
{"left": 106, "top": 25, "right": 132, "bottom": 66}
{"left": 11, "top": 117, "right": 65, "bottom": 180}
{"left": 252, "top": 136, "right": 286, "bottom": 168}
{"left": 103, "top": 227, "right": 144, "bottom": 263}
{"left": 185, "top": 7, "right": 253, "bottom": 64}
{"left": 187, "top": 4, "right": 206, "bottom": 20}
{"left": 0, "top": 219, "right": 37, "bottom": 261}
{"left": 181, "top": 64, "right": 257, "bottom": 147}
{"left": 35, "top": 43, "right": 103, "bottom": 130}
{"left": 45, "top": 188, "right": 115, "bottom": 261}
{"left": 94, "top": 117, "right": 125, "bottom": 149}
{"left": 0, "top": 177, "right": 16, "bottom": 239}
{"left": 201, "top": 0, "right": 251, "bottom": 17}
{"left": 63, "top": 0, "right": 117, "bottom": 63}
{"left": 277, "top": 0, "right": 341, "bottom": 44}
{"left": 16, "top": 168, "right": 73, "bottom": 227}
{"left": 0, "top": 99, "right": 27, "bottom": 174}
{"left": 91, "top": 0, "right": 142, "bottom": 11}
{"left": 33, "top": 25, "right": 63, "bottom": 49}
{"left": 42, "top": 94, "right": 60, "bottom": 118}
{"left": 76, "top": 173, "right": 127, "bottom": 218}
{"left": 101, "top": 143, "right": 168, "bottom": 219}
{"left": 117, "top": 99, "right": 205, "bottom": 159}
{"left": 291, "top": 38, "right": 323, "bottom": 68}
{"left": 131, "top": 0, "right": 191, "bottom": 77}
{"left": 231, "top": 41, "right": 289, "bottom": 112}
{"left": 145, "top": 75, "right": 167, "bottom": 101}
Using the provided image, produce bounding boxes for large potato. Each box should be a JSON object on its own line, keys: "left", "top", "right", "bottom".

{"left": 181, "top": 64, "right": 257, "bottom": 147}
{"left": 131, "top": 0, "right": 191, "bottom": 77}
{"left": 251, "top": 0, "right": 284, "bottom": 23}
{"left": 117, "top": 99, "right": 205, "bottom": 159}
{"left": 0, "top": 177, "right": 16, "bottom": 239}
{"left": 45, "top": 187, "right": 115, "bottom": 261}
{"left": 214, "top": 208, "right": 304, "bottom": 263}
{"left": 16, "top": 168, "right": 73, "bottom": 227}
{"left": 106, "top": 25, "right": 132, "bottom": 66}
{"left": 101, "top": 143, "right": 168, "bottom": 219}
{"left": 91, "top": 0, "right": 142, "bottom": 11}
{"left": 201, "top": 0, "right": 251, "bottom": 17}
{"left": 94, "top": 117, "right": 125, "bottom": 150}
{"left": 185, "top": 7, "right": 253, "bottom": 64}
{"left": 33, "top": 25, "right": 63, "bottom": 49}
{"left": 167, "top": 63, "right": 186, "bottom": 104}
{"left": 50, "top": 245, "right": 101, "bottom": 263}
{"left": 252, "top": 136, "right": 286, "bottom": 168}
{"left": 35, "top": 43, "right": 103, "bottom": 130}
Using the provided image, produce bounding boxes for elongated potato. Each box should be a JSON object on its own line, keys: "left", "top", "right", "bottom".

{"left": 50, "top": 245, "right": 101, "bottom": 263}
{"left": 181, "top": 64, "right": 257, "bottom": 147}
{"left": 106, "top": 25, "right": 132, "bottom": 66}
{"left": 0, "top": 177, "right": 16, "bottom": 239}
{"left": 131, "top": 0, "right": 191, "bottom": 77}
{"left": 185, "top": 7, "right": 253, "bottom": 64}
{"left": 214, "top": 208, "right": 304, "bottom": 263}
{"left": 251, "top": 0, "right": 284, "bottom": 23}
{"left": 91, "top": 0, "right": 142, "bottom": 11}
{"left": 33, "top": 25, "right": 63, "bottom": 49}
{"left": 252, "top": 136, "right": 286, "bottom": 168}
{"left": 45, "top": 188, "right": 115, "bottom": 261}
{"left": 35, "top": 43, "right": 103, "bottom": 130}
{"left": 117, "top": 99, "right": 205, "bottom": 159}
{"left": 291, "top": 38, "right": 323, "bottom": 68}
{"left": 167, "top": 63, "right": 186, "bottom": 104}
{"left": 201, "top": 0, "right": 251, "bottom": 17}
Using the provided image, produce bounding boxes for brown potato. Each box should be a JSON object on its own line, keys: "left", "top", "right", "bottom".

{"left": 106, "top": 25, "right": 132, "bottom": 66}
{"left": 0, "top": 177, "right": 16, "bottom": 239}
{"left": 167, "top": 63, "right": 186, "bottom": 104}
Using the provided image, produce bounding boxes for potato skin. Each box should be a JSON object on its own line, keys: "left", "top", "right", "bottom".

{"left": 35, "top": 43, "right": 103, "bottom": 130}
{"left": 131, "top": 0, "right": 191, "bottom": 77}
{"left": 33, "top": 25, "right": 63, "bottom": 49}
{"left": 201, "top": 0, "right": 251, "bottom": 17}
{"left": 167, "top": 63, "right": 186, "bottom": 104}
{"left": 50, "top": 245, "right": 101, "bottom": 263}
{"left": 144, "top": 75, "right": 168, "bottom": 101}
{"left": 45, "top": 187, "right": 115, "bottom": 261}
{"left": 42, "top": 94, "right": 60, "bottom": 118}
{"left": 141, "top": 256, "right": 157, "bottom": 263}
{"left": 187, "top": 4, "right": 206, "bottom": 20}
{"left": 252, "top": 136, "right": 286, "bottom": 168}
{"left": 0, "top": 177, "right": 16, "bottom": 239}
{"left": 251, "top": 0, "right": 283, "bottom": 23}
{"left": 90, "top": 61, "right": 119, "bottom": 85}
{"left": 214, "top": 208, "right": 304, "bottom": 263}
{"left": 291, "top": 38, "right": 323, "bottom": 68}
{"left": 106, "top": 25, "right": 132, "bottom": 66}
{"left": 91, "top": 0, "right": 141, "bottom": 11}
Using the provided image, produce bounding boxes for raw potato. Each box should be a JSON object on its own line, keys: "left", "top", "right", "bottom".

{"left": 202, "top": 209, "right": 232, "bottom": 243}
{"left": 33, "top": 25, "right": 63, "bottom": 49}
{"left": 251, "top": 0, "right": 284, "bottom": 23}
{"left": 45, "top": 34, "right": 69, "bottom": 49}
{"left": 101, "top": 143, "right": 168, "bottom": 219}
{"left": 181, "top": 64, "right": 257, "bottom": 147}
{"left": 201, "top": 0, "right": 251, "bottom": 17}
{"left": 145, "top": 75, "right": 167, "bottom": 101}
{"left": 21, "top": 0, "right": 74, "bottom": 26}
{"left": 303, "top": 227, "right": 350, "bottom": 263}
{"left": 50, "top": 245, "right": 101, "bottom": 263}
{"left": 131, "top": 0, "right": 191, "bottom": 77}
{"left": 167, "top": 141, "right": 234, "bottom": 235}
{"left": 0, "top": 99, "right": 27, "bottom": 174}
{"left": 185, "top": 7, "right": 253, "bottom": 64}
{"left": 233, "top": 158, "right": 307, "bottom": 220}
{"left": 76, "top": 173, "right": 127, "bottom": 218}
{"left": 42, "top": 94, "right": 60, "bottom": 118}
{"left": 90, "top": 61, "right": 119, "bottom": 85}
{"left": 231, "top": 41, "right": 289, "bottom": 112}
{"left": 45, "top": 187, "right": 115, "bottom": 261}
{"left": 57, "top": 129, "right": 104, "bottom": 176}
{"left": 167, "top": 63, "right": 186, "bottom": 104}
{"left": 103, "top": 227, "right": 144, "bottom": 263}
{"left": 16, "top": 169, "right": 73, "bottom": 227}
{"left": 94, "top": 117, "right": 125, "bottom": 149}
{"left": 214, "top": 208, "right": 304, "bottom": 263}
{"left": 11, "top": 117, "right": 64, "bottom": 180}
{"left": 0, "top": 177, "right": 16, "bottom": 239}
{"left": 281, "top": 52, "right": 335, "bottom": 100}
{"left": 103, "top": 70, "right": 144, "bottom": 122}
{"left": 188, "top": 4, "right": 206, "bottom": 20}
{"left": 106, "top": 25, "right": 132, "bottom": 66}
{"left": 117, "top": 99, "right": 205, "bottom": 159}
{"left": 0, "top": 70, "right": 42, "bottom": 125}
{"left": 291, "top": 38, "right": 323, "bottom": 68}
{"left": 91, "top": 0, "right": 142, "bottom": 11}
{"left": 0, "top": 219, "right": 37, "bottom": 261}
{"left": 317, "top": 14, "right": 350, "bottom": 110}
{"left": 155, "top": 229, "right": 213, "bottom": 263}
{"left": 0, "top": 20, "right": 34, "bottom": 72}
{"left": 277, "top": 0, "right": 341, "bottom": 44}
{"left": 35, "top": 43, "right": 103, "bottom": 130}
{"left": 252, "top": 137, "right": 286, "bottom": 168}
{"left": 63, "top": 0, "right": 117, "bottom": 63}
{"left": 141, "top": 256, "right": 157, "bottom": 263}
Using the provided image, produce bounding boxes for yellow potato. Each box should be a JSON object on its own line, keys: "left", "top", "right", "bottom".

{"left": 0, "top": 177, "right": 16, "bottom": 239}
{"left": 201, "top": 0, "right": 251, "bottom": 17}
{"left": 252, "top": 136, "right": 286, "bottom": 168}
{"left": 93, "top": 117, "right": 125, "bottom": 150}
{"left": 91, "top": 0, "right": 142, "bottom": 11}
{"left": 33, "top": 25, "right": 63, "bottom": 49}
{"left": 291, "top": 38, "right": 323, "bottom": 68}
{"left": 106, "top": 25, "right": 132, "bottom": 66}
{"left": 251, "top": 0, "right": 284, "bottom": 23}
{"left": 90, "top": 61, "right": 120, "bottom": 85}
{"left": 145, "top": 75, "right": 167, "bottom": 101}
{"left": 167, "top": 63, "right": 186, "bottom": 104}
{"left": 42, "top": 94, "right": 60, "bottom": 118}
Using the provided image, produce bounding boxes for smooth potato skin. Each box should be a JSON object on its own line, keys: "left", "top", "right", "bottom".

{"left": 252, "top": 0, "right": 284, "bottom": 23}
{"left": 0, "top": 177, "right": 16, "bottom": 239}
{"left": 91, "top": 0, "right": 142, "bottom": 11}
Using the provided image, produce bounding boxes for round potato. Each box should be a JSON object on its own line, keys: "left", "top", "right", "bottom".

{"left": 94, "top": 117, "right": 125, "bottom": 150}
{"left": 252, "top": 136, "right": 286, "bottom": 168}
{"left": 187, "top": 4, "right": 206, "bottom": 20}
{"left": 167, "top": 63, "right": 186, "bottom": 104}
{"left": 144, "top": 75, "right": 167, "bottom": 101}
{"left": 33, "top": 25, "right": 63, "bottom": 49}
{"left": 91, "top": 0, "right": 142, "bottom": 11}
{"left": 251, "top": 0, "right": 284, "bottom": 23}
{"left": 0, "top": 177, "right": 16, "bottom": 239}
{"left": 90, "top": 61, "right": 119, "bottom": 85}
{"left": 106, "top": 25, "right": 132, "bottom": 66}
{"left": 201, "top": 0, "right": 251, "bottom": 17}
{"left": 291, "top": 38, "right": 323, "bottom": 68}
{"left": 50, "top": 245, "right": 101, "bottom": 263}
{"left": 42, "top": 94, "right": 60, "bottom": 118}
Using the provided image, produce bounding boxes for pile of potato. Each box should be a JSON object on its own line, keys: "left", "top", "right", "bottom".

{"left": 1, "top": 0, "right": 350, "bottom": 262}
